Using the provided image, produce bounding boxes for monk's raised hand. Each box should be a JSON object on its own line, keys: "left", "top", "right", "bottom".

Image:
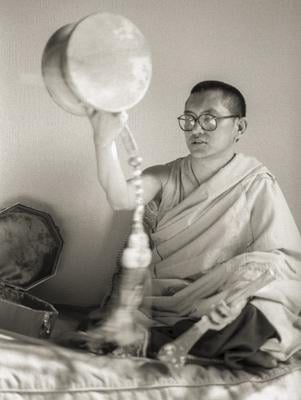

{"left": 207, "top": 299, "right": 247, "bottom": 331}
{"left": 87, "top": 108, "right": 128, "bottom": 148}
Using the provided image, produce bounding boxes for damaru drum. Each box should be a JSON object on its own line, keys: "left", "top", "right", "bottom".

{"left": 41, "top": 12, "right": 152, "bottom": 115}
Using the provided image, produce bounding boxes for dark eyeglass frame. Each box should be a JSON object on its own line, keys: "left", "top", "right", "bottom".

{"left": 177, "top": 113, "right": 240, "bottom": 132}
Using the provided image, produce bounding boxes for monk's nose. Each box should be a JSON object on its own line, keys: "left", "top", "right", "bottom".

{"left": 191, "top": 124, "right": 205, "bottom": 136}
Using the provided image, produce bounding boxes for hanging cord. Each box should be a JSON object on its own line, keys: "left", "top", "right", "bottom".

{"left": 119, "top": 122, "right": 152, "bottom": 290}
{"left": 84, "top": 122, "right": 152, "bottom": 352}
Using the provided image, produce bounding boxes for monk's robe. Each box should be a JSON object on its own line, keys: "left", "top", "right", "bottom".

{"left": 139, "top": 153, "right": 301, "bottom": 362}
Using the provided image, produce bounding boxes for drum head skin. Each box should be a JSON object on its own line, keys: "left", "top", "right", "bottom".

{"left": 42, "top": 13, "right": 152, "bottom": 115}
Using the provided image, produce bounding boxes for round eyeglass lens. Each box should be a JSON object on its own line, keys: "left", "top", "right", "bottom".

{"left": 200, "top": 115, "right": 217, "bottom": 131}
{"left": 179, "top": 115, "right": 195, "bottom": 131}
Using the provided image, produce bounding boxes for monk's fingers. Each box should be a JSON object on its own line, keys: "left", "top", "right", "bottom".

{"left": 207, "top": 298, "right": 248, "bottom": 328}
{"left": 208, "top": 316, "right": 236, "bottom": 331}
{"left": 230, "top": 298, "right": 248, "bottom": 314}
{"left": 215, "top": 301, "right": 232, "bottom": 317}
{"left": 208, "top": 301, "right": 232, "bottom": 322}
{"left": 208, "top": 309, "right": 233, "bottom": 325}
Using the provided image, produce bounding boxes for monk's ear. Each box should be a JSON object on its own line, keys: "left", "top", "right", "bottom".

{"left": 234, "top": 117, "right": 248, "bottom": 142}
{"left": 238, "top": 117, "right": 248, "bottom": 134}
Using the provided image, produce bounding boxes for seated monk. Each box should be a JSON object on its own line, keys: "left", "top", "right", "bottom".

{"left": 86, "top": 80, "right": 301, "bottom": 369}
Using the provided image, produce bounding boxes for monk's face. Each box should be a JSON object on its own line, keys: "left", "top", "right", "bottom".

{"left": 184, "top": 90, "right": 244, "bottom": 160}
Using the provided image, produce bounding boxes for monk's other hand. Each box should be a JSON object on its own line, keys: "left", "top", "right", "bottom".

{"left": 207, "top": 299, "right": 247, "bottom": 331}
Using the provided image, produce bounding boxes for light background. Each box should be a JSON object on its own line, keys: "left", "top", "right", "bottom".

{"left": 1, "top": 0, "right": 300, "bottom": 305}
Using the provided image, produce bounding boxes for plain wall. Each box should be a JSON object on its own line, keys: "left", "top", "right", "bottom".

{"left": 1, "top": 0, "right": 300, "bottom": 305}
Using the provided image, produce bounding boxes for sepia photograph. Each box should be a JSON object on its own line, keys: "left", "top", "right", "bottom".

{"left": 0, "top": 0, "right": 301, "bottom": 398}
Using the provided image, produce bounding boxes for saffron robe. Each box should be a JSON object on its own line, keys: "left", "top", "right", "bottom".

{"left": 139, "top": 153, "right": 301, "bottom": 361}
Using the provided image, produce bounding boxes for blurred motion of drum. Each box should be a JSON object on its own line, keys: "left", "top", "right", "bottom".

{"left": 41, "top": 12, "right": 152, "bottom": 115}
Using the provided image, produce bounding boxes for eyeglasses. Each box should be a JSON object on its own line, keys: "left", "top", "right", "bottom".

{"left": 177, "top": 113, "right": 239, "bottom": 132}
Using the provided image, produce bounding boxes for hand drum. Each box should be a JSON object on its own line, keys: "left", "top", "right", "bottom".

{"left": 41, "top": 12, "right": 152, "bottom": 115}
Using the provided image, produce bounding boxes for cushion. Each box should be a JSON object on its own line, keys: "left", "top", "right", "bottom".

{"left": 0, "top": 329, "right": 301, "bottom": 400}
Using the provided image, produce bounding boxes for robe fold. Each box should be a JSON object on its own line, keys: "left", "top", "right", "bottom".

{"left": 139, "top": 153, "right": 301, "bottom": 361}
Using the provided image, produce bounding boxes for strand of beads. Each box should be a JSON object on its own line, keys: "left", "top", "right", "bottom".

{"left": 119, "top": 125, "right": 152, "bottom": 299}
{"left": 81, "top": 123, "right": 152, "bottom": 352}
